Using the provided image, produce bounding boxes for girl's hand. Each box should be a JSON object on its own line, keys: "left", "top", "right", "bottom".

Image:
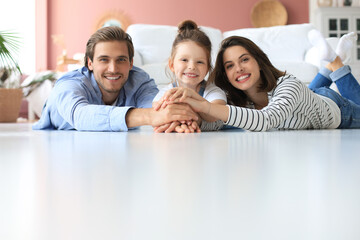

{"left": 175, "top": 120, "right": 201, "bottom": 133}
{"left": 154, "top": 120, "right": 201, "bottom": 133}
{"left": 163, "top": 87, "right": 203, "bottom": 103}
{"left": 154, "top": 121, "right": 181, "bottom": 133}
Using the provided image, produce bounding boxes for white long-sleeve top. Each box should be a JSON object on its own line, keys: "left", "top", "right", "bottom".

{"left": 225, "top": 75, "right": 341, "bottom": 131}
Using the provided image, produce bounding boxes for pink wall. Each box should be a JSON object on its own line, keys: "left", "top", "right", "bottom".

{"left": 38, "top": 0, "right": 309, "bottom": 71}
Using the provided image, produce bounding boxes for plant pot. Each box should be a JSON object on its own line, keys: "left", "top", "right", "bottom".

{"left": 0, "top": 88, "right": 23, "bottom": 122}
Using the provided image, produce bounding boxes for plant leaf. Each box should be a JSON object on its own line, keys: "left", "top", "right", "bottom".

{"left": 0, "top": 31, "right": 22, "bottom": 74}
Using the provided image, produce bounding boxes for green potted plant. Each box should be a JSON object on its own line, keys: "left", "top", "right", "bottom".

{"left": 0, "top": 30, "right": 23, "bottom": 122}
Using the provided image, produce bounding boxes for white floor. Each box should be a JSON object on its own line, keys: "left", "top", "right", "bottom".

{"left": 1, "top": 123, "right": 360, "bottom": 240}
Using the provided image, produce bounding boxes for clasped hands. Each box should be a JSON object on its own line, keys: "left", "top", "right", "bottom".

{"left": 152, "top": 87, "right": 209, "bottom": 133}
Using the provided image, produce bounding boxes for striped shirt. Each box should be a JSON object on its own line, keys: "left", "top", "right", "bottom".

{"left": 225, "top": 75, "right": 340, "bottom": 131}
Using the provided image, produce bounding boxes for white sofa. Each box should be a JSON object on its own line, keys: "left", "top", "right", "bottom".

{"left": 127, "top": 23, "right": 329, "bottom": 87}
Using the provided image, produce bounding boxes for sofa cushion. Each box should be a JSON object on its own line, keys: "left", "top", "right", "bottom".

{"left": 223, "top": 24, "right": 315, "bottom": 63}
{"left": 273, "top": 61, "right": 319, "bottom": 84}
{"left": 140, "top": 62, "right": 171, "bottom": 86}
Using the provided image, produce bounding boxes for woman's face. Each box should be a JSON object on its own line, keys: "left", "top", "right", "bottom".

{"left": 222, "top": 45, "right": 261, "bottom": 95}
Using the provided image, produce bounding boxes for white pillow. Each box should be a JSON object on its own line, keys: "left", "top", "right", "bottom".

{"left": 223, "top": 24, "right": 316, "bottom": 62}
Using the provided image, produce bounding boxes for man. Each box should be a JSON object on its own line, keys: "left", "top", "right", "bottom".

{"left": 33, "top": 26, "right": 198, "bottom": 131}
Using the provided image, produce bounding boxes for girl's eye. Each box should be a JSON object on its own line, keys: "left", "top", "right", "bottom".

{"left": 197, "top": 61, "right": 205, "bottom": 64}
{"left": 181, "top": 58, "right": 188, "bottom": 62}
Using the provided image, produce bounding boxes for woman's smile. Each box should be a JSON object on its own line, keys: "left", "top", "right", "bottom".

{"left": 236, "top": 74, "right": 251, "bottom": 83}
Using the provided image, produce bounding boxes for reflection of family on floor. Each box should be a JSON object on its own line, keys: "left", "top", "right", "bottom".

{"left": 32, "top": 20, "right": 360, "bottom": 132}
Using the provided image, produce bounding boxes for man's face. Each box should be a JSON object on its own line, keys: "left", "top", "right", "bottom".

{"left": 88, "top": 41, "right": 133, "bottom": 97}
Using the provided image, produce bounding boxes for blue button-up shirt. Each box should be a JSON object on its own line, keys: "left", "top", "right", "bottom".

{"left": 32, "top": 66, "right": 159, "bottom": 131}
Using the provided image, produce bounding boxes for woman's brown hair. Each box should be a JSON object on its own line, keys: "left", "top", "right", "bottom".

{"left": 209, "top": 36, "right": 285, "bottom": 107}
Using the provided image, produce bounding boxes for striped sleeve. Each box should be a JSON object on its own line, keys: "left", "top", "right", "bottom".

{"left": 225, "top": 77, "right": 303, "bottom": 131}
{"left": 200, "top": 120, "right": 224, "bottom": 131}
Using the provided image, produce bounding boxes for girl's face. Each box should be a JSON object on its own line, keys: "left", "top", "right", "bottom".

{"left": 169, "top": 41, "right": 209, "bottom": 90}
{"left": 223, "top": 45, "right": 261, "bottom": 95}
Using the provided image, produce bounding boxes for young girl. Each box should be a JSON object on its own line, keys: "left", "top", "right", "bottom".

{"left": 153, "top": 20, "right": 227, "bottom": 133}
{"left": 161, "top": 30, "right": 360, "bottom": 131}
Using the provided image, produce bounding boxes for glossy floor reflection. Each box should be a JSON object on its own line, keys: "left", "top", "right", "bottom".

{"left": 1, "top": 123, "right": 360, "bottom": 240}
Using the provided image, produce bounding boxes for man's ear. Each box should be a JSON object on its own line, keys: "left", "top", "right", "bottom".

{"left": 130, "top": 59, "right": 133, "bottom": 69}
{"left": 88, "top": 57, "right": 93, "bottom": 71}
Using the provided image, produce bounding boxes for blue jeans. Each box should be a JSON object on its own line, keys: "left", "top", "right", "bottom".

{"left": 308, "top": 66, "right": 360, "bottom": 129}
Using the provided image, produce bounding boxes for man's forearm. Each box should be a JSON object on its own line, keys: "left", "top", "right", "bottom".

{"left": 125, "top": 108, "right": 152, "bottom": 128}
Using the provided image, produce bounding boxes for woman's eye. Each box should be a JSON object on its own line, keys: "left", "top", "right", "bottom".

{"left": 225, "top": 64, "right": 233, "bottom": 69}
{"left": 242, "top": 57, "right": 249, "bottom": 62}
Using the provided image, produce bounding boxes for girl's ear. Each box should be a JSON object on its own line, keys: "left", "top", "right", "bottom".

{"left": 168, "top": 59, "right": 175, "bottom": 72}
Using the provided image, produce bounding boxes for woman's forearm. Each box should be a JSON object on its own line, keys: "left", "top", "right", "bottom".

{"left": 201, "top": 102, "right": 229, "bottom": 122}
